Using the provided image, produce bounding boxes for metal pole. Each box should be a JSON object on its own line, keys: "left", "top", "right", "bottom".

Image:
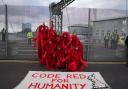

{"left": 88, "top": 8, "right": 91, "bottom": 33}
{"left": 126, "top": 0, "right": 128, "bottom": 33}
{"left": 60, "top": 12, "right": 63, "bottom": 33}
{"left": 87, "top": 8, "right": 91, "bottom": 62}
{"left": 49, "top": 6, "right": 52, "bottom": 28}
{"left": 55, "top": 15, "right": 57, "bottom": 31}
{"left": 5, "top": 4, "right": 8, "bottom": 56}
{"left": 58, "top": 15, "right": 59, "bottom": 32}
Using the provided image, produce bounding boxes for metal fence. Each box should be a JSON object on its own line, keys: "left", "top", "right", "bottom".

{"left": 65, "top": 8, "right": 128, "bottom": 62}
{"left": 0, "top": 5, "right": 49, "bottom": 60}
{"left": 0, "top": 5, "right": 128, "bottom": 61}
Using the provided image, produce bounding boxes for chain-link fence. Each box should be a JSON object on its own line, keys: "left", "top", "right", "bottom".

{"left": 0, "top": 4, "right": 128, "bottom": 61}
{"left": 0, "top": 5, "right": 49, "bottom": 60}
{"left": 65, "top": 8, "right": 128, "bottom": 62}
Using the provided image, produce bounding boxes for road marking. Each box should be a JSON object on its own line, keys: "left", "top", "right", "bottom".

{"left": 0, "top": 60, "right": 38, "bottom": 63}
{"left": 88, "top": 62, "right": 127, "bottom": 64}
{"left": 0, "top": 60, "right": 127, "bottom": 64}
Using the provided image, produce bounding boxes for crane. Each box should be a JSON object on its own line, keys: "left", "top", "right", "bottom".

{"left": 49, "top": 0, "right": 75, "bottom": 33}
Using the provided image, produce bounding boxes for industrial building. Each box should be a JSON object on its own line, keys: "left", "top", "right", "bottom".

{"left": 92, "top": 16, "right": 128, "bottom": 45}
{"left": 22, "top": 23, "right": 32, "bottom": 33}
{"left": 68, "top": 24, "right": 92, "bottom": 44}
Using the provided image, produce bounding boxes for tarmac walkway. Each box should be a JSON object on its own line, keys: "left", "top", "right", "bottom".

{"left": 0, "top": 60, "right": 128, "bottom": 89}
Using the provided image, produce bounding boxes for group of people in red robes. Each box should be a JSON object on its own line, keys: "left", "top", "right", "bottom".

{"left": 33, "top": 22, "right": 88, "bottom": 71}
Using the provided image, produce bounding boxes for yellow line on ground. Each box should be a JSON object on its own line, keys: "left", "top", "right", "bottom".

{"left": 0, "top": 60, "right": 127, "bottom": 64}
{"left": 88, "top": 62, "right": 127, "bottom": 64}
{"left": 0, "top": 60, "right": 38, "bottom": 63}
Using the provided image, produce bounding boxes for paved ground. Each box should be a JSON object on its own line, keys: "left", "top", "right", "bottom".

{"left": 0, "top": 61, "right": 128, "bottom": 89}
{"left": 89, "top": 45, "right": 128, "bottom": 61}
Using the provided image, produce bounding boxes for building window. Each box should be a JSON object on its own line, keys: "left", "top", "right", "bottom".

{"left": 97, "top": 30, "right": 99, "bottom": 32}
{"left": 101, "top": 30, "right": 104, "bottom": 36}
{"left": 96, "top": 30, "right": 99, "bottom": 36}
{"left": 122, "top": 20, "right": 126, "bottom": 25}
{"left": 96, "top": 32, "right": 99, "bottom": 35}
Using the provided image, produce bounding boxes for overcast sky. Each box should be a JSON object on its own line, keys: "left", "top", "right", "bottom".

{"left": 0, "top": 0, "right": 127, "bottom": 10}
{"left": 0, "top": 0, "right": 127, "bottom": 33}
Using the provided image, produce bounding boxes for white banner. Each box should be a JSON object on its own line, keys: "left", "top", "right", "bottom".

{"left": 14, "top": 71, "right": 111, "bottom": 89}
